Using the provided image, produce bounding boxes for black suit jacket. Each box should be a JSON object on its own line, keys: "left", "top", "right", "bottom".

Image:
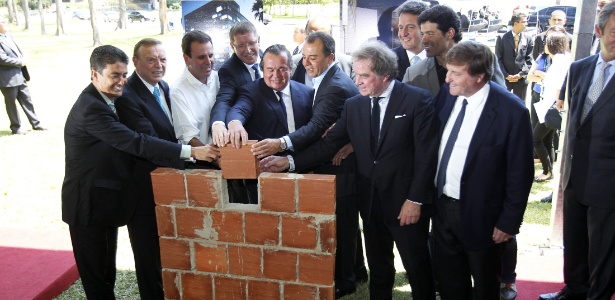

{"left": 62, "top": 84, "right": 182, "bottom": 227}
{"left": 563, "top": 55, "right": 615, "bottom": 209}
{"left": 293, "top": 81, "right": 438, "bottom": 224}
{"left": 495, "top": 30, "right": 534, "bottom": 78}
{"left": 433, "top": 82, "right": 534, "bottom": 250}
{"left": 392, "top": 46, "right": 411, "bottom": 82}
{"left": 288, "top": 64, "right": 359, "bottom": 150}
{"left": 227, "top": 79, "right": 313, "bottom": 140}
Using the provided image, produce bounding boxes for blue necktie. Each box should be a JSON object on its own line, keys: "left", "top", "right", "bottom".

{"left": 251, "top": 64, "right": 261, "bottom": 80}
{"left": 371, "top": 97, "right": 382, "bottom": 154}
{"left": 437, "top": 99, "right": 468, "bottom": 197}
{"left": 153, "top": 86, "right": 168, "bottom": 117}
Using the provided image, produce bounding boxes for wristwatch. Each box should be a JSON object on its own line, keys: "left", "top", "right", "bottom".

{"left": 279, "top": 138, "right": 287, "bottom": 151}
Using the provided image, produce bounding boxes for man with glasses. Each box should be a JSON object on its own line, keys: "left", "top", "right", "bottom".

{"left": 495, "top": 13, "right": 534, "bottom": 102}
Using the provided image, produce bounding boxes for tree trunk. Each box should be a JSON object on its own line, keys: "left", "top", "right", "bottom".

{"left": 12, "top": 0, "right": 20, "bottom": 26}
{"left": 7, "top": 0, "right": 16, "bottom": 24}
{"left": 38, "top": 0, "right": 45, "bottom": 34}
{"left": 55, "top": 0, "right": 64, "bottom": 36}
{"left": 21, "top": 0, "right": 30, "bottom": 30}
{"left": 117, "top": 0, "right": 127, "bottom": 29}
{"left": 88, "top": 0, "right": 102, "bottom": 46}
{"left": 159, "top": 0, "right": 170, "bottom": 34}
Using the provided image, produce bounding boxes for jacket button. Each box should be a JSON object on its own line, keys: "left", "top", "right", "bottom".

{"left": 373, "top": 161, "right": 378, "bottom": 164}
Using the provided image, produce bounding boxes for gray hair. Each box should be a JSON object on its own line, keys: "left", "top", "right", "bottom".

{"left": 352, "top": 40, "right": 397, "bottom": 79}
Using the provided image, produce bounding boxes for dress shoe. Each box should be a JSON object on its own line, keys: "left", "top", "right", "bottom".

{"left": 534, "top": 173, "right": 553, "bottom": 182}
{"left": 335, "top": 285, "right": 356, "bottom": 299}
{"left": 33, "top": 126, "right": 47, "bottom": 131}
{"left": 538, "top": 290, "right": 586, "bottom": 300}
{"left": 11, "top": 129, "right": 26, "bottom": 135}
{"left": 500, "top": 283, "right": 517, "bottom": 300}
{"left": 541, "top": 193, "right": 553, "bottom": 203}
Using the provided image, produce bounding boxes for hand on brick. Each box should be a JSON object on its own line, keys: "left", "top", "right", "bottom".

{"left": 397, "top": 200, "right": 421, "bottom": 226}
{"left": 259, "top": 156, "right": 289, "bottom": 172}
{"left": 227, "top": 120, "right": 248, "bottom": 148}
{"left": 211, "top": 123, "right": 229, "bottom": 147}
{"left": 332, "top": 143, "right": 353, "bottom": 166}
{"left": 191, "top": 144, "right": 220, "bottom": 162}
{"left": 252, "top": 138, "right": 281, "bottom": 158}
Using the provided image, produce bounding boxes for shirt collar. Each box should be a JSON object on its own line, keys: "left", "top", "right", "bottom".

{"left": 183, "top": 66, "right": 210, "bottom": 88}
{"left": 311, "top": 62, "right": 335, "bottom": 90}
{"left": 97, "top": 90, "right": 115, "bottom": 104}
{"left": 406, "top": 49, "right": 426, "bottom": 60}
{"left": 376, "top": 80, "right": 396, "bottom": 99}
{"left": 135, "top": 71, "right": 159, "bottom": 93}
{"left": 276, "top": 83, "right": 291, "bottom": 98}
{"left": 460, "top": 82, "right": 490, "bottom": 108}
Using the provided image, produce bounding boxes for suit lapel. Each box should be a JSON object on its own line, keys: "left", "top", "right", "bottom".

{"left": 233, "top": 54, "right": 253, "bottom": 83}
{"left": 375, "top": 82, "right": 403, "bottom": 156}
{"left": 438, "top": 92, "right": 457, "bottom": 137}
{"left": 314, "top": 65, "right": 339, "bottom": 105}
{"left": 130, "top": 74, "right": 174, "bottom": 137}
{"left": 580, "top": 56, "right": 611, "bottom": 126}
{"left": 464, "top": 84, "right": 498, "bottom": 172}
{"left": 262, "top": 81, "right": 288, "bottom": 133}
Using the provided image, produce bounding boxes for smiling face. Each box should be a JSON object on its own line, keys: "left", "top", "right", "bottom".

{"left": 420, "top": 21, "right": 453, "bottom": 59}
{"left": 445, "top": 63, "right": 485, "bottom": 98}
{"left": 262, "top": 52, "right": 291, "bottom": 91}
{"left": 184, "top": 41, "right": 214, "bottom": 83}
{"left": 232, "top": 32, "right": 260, "bottom": 65}
{"left": 302, "top": 38, "right": 334, "bottom": 78}
{"left": 398, "top": 12, "right": 422, "bottom": 54}
{"left": 133, "top": 44, "right": 166, "bottom": 86}
{"left": 353, "top": 58, "right": 390, "bottom": 97}
{"left": 92, "top": 62, "right": 128, "bottom": 99}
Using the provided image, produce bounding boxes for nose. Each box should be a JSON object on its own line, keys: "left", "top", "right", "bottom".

{"left": 445, "top": 72, "right": 452, "bottom": 83}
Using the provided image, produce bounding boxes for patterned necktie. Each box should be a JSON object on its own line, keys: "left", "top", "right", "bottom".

{"left": 153, "top": 86, "right": 168, "bottom": 117}
{"left": 108, "top": 101, "right": 116, "bottom": 114}
{"left": 410, "top": 55, "right": 420, "bottom": 66}
{"left": 251, "top": 64, "right": 261, "bottom": 80}
{"left": 371, "top": 97, "right": 383, "bottom": 154}
{"left": 514, "top": 34, "right": 519, "bottom": 52}
{"left": 582, "top": 62, "right": 611, "bottom": 122}
{"left": 276, "top": 91, "right": 287, "bottom": 121}
{"left": 292, "top": 45, "right": 299, "bottom": 55}
{"left": 437, "top": 99, "right": 468, "bottom": 197}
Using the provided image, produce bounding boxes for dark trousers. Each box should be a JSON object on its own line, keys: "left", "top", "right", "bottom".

{"left": 501, "top": 236, "right": 517, "bottom": 284}
{"left": 1, "top": 84, "right": 40, "bottom": 132}
{"left": 363, "top": 192, "right": 435, "bottom": 300}
{"left": 127, "top": 208, "right": 164, "bottom": 300}
{"left": 530, "top": 90, "right": 540, "bottom": 128}
{"left": 432, "top": 196, "right": 504, "bottom": 300}
{"left": 563, "top": 188, "right": 615, "bottom": 299}
{"left": 505, "top": 79, "right": 528, "bottom": 103}
{"left": 533, "top": 122, "right": 555, "bottom": 175}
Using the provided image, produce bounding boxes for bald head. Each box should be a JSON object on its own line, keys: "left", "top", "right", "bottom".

{"left": 549, "top": 10, "right": 566, "bottom": 27}
{"left": 306, "top": 16, "right": 331, "bottom": 34}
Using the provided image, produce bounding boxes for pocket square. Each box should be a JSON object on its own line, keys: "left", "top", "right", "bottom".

{"left": 395, "top": 114, "right": 407, "bottom": 119}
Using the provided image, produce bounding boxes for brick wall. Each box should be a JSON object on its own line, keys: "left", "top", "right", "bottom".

{"left": 151, "top": 168, "right": 337, "bottom": 300}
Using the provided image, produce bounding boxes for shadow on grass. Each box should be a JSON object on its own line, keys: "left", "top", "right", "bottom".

{"left": 55, "top": 270, "right": 140, "bottom": 300}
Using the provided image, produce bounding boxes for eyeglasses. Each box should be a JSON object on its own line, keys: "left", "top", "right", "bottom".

{"left": 233, "top": 41, "right": 258, "bottom": 50}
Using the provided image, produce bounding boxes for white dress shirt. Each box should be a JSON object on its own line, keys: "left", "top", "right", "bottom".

{"left": 406, "top": 49, "right": 426, "bottom": 65}
{"left": 436, "top": 83, "right": 490, "bottom": 199}
{"left": 277, "top": 84, "right": 295, "bottom": 133}
{"left": 170, "top": 67, "right": 220, "bottom": 145}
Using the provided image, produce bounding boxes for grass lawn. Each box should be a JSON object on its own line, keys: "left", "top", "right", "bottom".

{"left": 0, "top": 13, "right": 559, "bottom": 300}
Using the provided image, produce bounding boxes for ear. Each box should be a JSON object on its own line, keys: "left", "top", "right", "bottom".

{"left": 91, "top": 69, "right": 98, "bottom": 81}
{"left": 183, "top": 53, "right": 191, "bottom": 66}
{"left": 595, "top": 23, "right": 603, "bottom": 39}
{"left": 132, "top": 56, "right": 138, "bottom": 68}
{"left": 476, "top": 73, "right": 485, "bottom": 83}
{"left": 327, "top": 53, "right": 335, "bottom": 64}
{"left": 446, "top": 28, "right": 456, "bottom": 40}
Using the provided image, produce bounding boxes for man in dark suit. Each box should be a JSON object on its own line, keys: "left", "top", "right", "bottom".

{"left": 261, "top": 40, "right": 438, "bottom": 300}
{"left": 392, "top": 1, "right": 429, "bottom": 81}
{"left": 431, "top": 41, "right": 533, "bottom": 300}
{"left": 252, "top": 32, "right": 363, "bottom": 298}
{"left": 495, "top": 12, "right": 534, "bottom": 102}
{"left": 63, "top": 45, "right": 216, "bottom": 299}
{"left": 0, "top": 16, "right": 45, "bottom": 135}
{"left": 539, "top": 3, "right": 615, "bottom": 299}
{"left": 532, "top": 10, "right": 572, "bottom": 60}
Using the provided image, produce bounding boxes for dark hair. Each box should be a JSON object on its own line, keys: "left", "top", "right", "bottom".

{"left": 546, "top": 24, "right": 568, "bottom": 36}
{"left": 181, "top": 30, "right": 213, "bottom": 57}
{"left": 418, "top": 5, "right": 462, "bottom": 43}
{"left": 229, "top": 21, "right": 258, "bottom": 45}
{"left": 510, "top": 12, "right": 527, "bottom": 25}
{"left": 545, "top": 31, "right": 569, "bottom": 54}
{"left": 259, "top": 44, "right": 294, "bottom": 70}
{"left": 304, "top": 31, "right": 335, "bottom": 57}
{"left": 397, "top": 0, "right": 429, "bottom": 17}
{"left": 90, "top": 45, "right": 129, "bottom": 74}
{"left": 133, "top": 38, "right": 161, "bottom": 58}
{"left": 598, "top": 1, "right": 615, "bottom": 32}
{"left": 446, "top": 40, "right": 493, "bottom": 81}
{"left": 352, "top": 40, "right": 397, "bottom": 79}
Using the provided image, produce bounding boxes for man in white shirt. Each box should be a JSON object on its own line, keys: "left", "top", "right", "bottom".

{"left": 171, "top": 30, "right": 220, "bottom": 166}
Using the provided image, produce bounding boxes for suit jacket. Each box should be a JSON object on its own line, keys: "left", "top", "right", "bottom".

{"left": 433, "top": 82, "right": 534, "bottom": 250}
{"left": 210, "top": 53, "right": 262, "bottom": 125}
{"left": 288, "top": 64, "right": 359, "bottom": 150}
{"left": 0, "top": 34, "right": 27, "bottom": 87}
{"left": 532, "top": 31, "right": 573, "bottom": 60}
{"left": 227, "top": 79, "right": 313, "bottom": 140}
{"left": 393, "top": 46, "right": 411, "bottom": 82}
{"left": 403, "top": 56, "right": 507, "bottom": 97}
{"left": 291, "top": 52, "right": 355, "bottom": 83}
{"left": 562, "top": 54, "right": 615, "bottom": 209}
{"left": 293, "top": 81, "right": 438, "bottom": 225}
{"left": 495, "top": 30, "right": 534, "bottom": 78}
{"left": 62, "top": 84, "right": 183, "bottom": 227}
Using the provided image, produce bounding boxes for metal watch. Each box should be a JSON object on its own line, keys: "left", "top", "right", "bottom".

{"left": 279, "top": 138, "right": 287, "bottom": 151}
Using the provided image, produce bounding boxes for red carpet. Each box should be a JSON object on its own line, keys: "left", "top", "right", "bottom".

{"left": 0, "top": 227, "right": 79, "bottom": 300}
{"left": 516, "top": 253, "right": 564, "bottom": 300}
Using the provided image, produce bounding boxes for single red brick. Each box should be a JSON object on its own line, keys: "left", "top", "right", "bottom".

{"left": 219, "top": 140, "right": 260, "bottom": 179}
{"left": 175, "top": 208, "right": 211, "bottom": 239}
{"left": 182, "top": 273, "right": 213, "bottom": 300}
{"left": 161, "top": 270, "right": 180, "bottom": 300}
{"left": 298, "top": 253, "right": 335, "bottom": 285}
{"left": 281, "top": 215, "right": 317, "bottom": 249}
{"left": 283, "top": 283, "right": 318, "bottom": 300}
{"left": 248, "top": 280, "right": 280, "bottom": 300}
{"left": 297, "top": 174, "right": 336, "bottom": 214}
{"left": 228, "top": 245, "right": 262, "bottom": 277}
{"left": 263, "top": 249, "right": 297, "bottom": 281}
{"left": 214, "top": 276, "right": 247, "bottom": 300}
{"left": 151, "top": 168, "right": 186, "bottom": 205}
{"left": 211, "top": 210, "right": 244, "bottom": 243}
{"left": 319, "top": 286, "right": 335, "bottom": 300}
{"left": 245, "top": 212, "right": 279, "bottom": 245}
{"left": 195, "top": 243, "right": 228, "bottom": 273}
{"left": 319, "top": 219, "right": 336, "bottom": 253}
{"left": 155, "top": 205, "right": 175, "bottom": 238}
{"left": 159, "top": 238, "right": 191, "bottom": 270}
{"left": 186, "top": 169, "right": 221, "bottom": 208}
{"left": 260, "top": 173, "right": 296, "bottom": 213}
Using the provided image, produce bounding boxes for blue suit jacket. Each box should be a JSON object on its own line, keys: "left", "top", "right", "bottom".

{"left": 227, "top": 79, "right": 313, "bottom": 140}
{"left": 434, "top": 82, "right": 533, "bottom": 250}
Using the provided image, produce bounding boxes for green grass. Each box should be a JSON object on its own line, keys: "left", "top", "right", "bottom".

{"left": 55, "top": 270, "right": 140, "bottom": 300}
